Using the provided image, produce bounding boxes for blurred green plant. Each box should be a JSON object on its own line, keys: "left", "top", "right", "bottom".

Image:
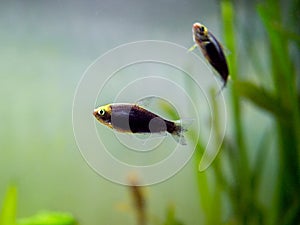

{"left": 0, "top": 186, "right": 77, "bottom": 225}
{"left": 189, "top": 0, "right": 300, "bottom": 224}
{"left": 161, "top": 205, "right": 184, "bottom": 225}
{"left": 17, "top": 212, "right": 77, "bottom": 225}
{"left": 0, "top": 186, "right": 17, "bottom": 225}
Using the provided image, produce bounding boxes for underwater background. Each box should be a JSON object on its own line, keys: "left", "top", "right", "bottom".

{"left": 1, "top": 0, "right": 299, "bottom": 224}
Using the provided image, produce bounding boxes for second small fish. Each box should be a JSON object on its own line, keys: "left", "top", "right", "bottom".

{"left": 191, "top": 22, "right": 229, "bottom": 88}
{"left": 93, "top": 103, "right": 189, "bottom": 145}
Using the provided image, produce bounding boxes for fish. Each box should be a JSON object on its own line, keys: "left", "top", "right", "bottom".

{"left": 190, "top": 22, "right": 229, "bottom": 89}
{"left": 93, "top": 103, "right": 189, "bottom": 145}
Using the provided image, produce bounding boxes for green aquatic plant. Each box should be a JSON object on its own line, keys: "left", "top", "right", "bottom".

{"left": 256, "top": 1, "right": 300, "bottom": 223}
{"left": 190, "top": 0, "right": 300, "bottom": 224}
{"left": 17, "top": 211, "right": 77, "bottom": 225}
{"left": 17, "top": 212, "right": 77, "bottom": 225}
{"left": 161, "top": 205, "right": 184, "bottom": 225}
{"left": 0, "top": 186, "right": 17, "bottom": 225}
{"left": 0, "top": 186, "right": 77, "bottom": 225}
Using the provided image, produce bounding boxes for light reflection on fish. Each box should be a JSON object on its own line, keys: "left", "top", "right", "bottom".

{"left": 93, "top": 103, "right": 189, "bottom": 145}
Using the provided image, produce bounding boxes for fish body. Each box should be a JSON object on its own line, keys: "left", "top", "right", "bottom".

{"left": 192, "top": 22, "right": 229, "bottom": 87}
{"left": 93, "top": 103, "right": 188, "bottom": 145}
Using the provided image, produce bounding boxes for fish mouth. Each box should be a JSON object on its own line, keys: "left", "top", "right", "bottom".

{"left": 192, "top": 23, "right": 202, "bottom": 41}
{"left": 93, "top": 109, "right": 102, "bottom": 121}
{"left": 93, "top": 109, "right": 99, "bottom": 118}
{"left": 192, "top": 23, "right": 201, "bottom": 32}
{"left": 193, "top": 23, "right": 199, "bottom": 30}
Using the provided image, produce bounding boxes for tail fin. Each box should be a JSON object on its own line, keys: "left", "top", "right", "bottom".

{"left": 215, "top": 80, "right": 227, "bottom": 97}
{"left": 171, "top": 119, "right": 193, "bottom": 145}
{"left": 215, "top": 75, "right": 231, "bottom": 97}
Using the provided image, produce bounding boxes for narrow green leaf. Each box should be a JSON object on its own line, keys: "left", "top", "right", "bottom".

{"left": 257, "top": 3, "right": 296, "bottom": 104}
{"left": 0, "top": 186, "right": 17, "bottom": 225}
{"left": 221, "top": 0, "right": 237, "bottom": 79}
{"left": 162, "top": 205, "right": 184, "bottom": 225}
{"left": 250, "top": 129, "right": 271, "bottom": 193}
{"left": 221, "top": 0, "right": 249, "bottom": 172}
{"left": 270, "top": 23, "right": 300, "bottom": 46}
{"left": 221, "top": 4, "right": 250, "bottom": 221}
{"left": 234, "top": 81, "right": 291, "bottom": 124}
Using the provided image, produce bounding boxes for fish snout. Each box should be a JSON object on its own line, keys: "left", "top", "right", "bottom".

{"left": 93, "top": 109, "right": 98, "bottom": 117}
{"left": 193, "top": 23, "right": 201, "bottom": 31}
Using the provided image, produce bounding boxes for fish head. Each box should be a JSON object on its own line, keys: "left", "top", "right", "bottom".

{"left": 192, "top": 22, "right": 209, "bottom": 42}
{"left": 93, "top": 104, "right": 112, "bottom": 128}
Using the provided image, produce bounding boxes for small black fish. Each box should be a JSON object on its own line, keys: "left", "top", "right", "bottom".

{"left": 93, "top": 103, "right": 189, "bottom": 145}
{"left": 191, "top": 22, "right": 229, "bottom": 88}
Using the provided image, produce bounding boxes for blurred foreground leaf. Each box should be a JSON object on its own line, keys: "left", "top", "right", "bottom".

{"left": 0, "top": 186, "right": 17, "bottom": 225}
{"left": 17, "top": 212, "right": 76, "bottom": 225}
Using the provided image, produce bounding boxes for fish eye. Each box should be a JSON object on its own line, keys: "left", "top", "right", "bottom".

{"left": 98, "top": 109, "right": 105, "bottom": 116}
{"left": 199, "top": 26, "right": 205, "bottom": 33}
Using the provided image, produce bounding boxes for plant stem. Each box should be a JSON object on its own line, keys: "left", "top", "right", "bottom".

{"left": 221, "top": 0, "right": 250, "bottom": 222}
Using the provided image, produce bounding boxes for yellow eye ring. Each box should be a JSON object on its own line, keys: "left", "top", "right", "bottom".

{"left": 98, "top": 109, "right": 105, "bottom": 116}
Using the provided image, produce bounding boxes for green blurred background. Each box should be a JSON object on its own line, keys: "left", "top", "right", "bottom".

{"left": 1, "top": 0, "right": 299, "bottom": 225}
